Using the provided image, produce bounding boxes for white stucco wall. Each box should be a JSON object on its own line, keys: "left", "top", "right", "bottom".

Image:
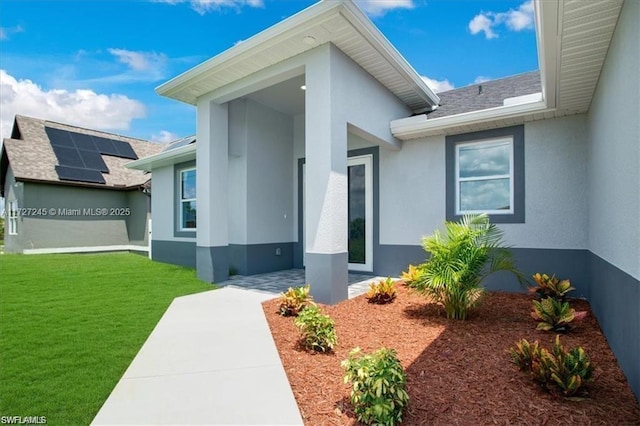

{"left": 228, "top": 99, "right": 249, "bottom": 244}
{"left": 587, "top": 0, "right": 640, "bottom": 279}
{"left": 379, "top": 115, "right": 590, "bottom": 249}
{"left": 246, "top": 99, "right": 294, "bottom": 244}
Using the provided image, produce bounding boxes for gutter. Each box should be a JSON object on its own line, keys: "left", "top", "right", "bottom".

{"left": 391, "top": 101, "right": 552, "bottom": 140}
{"left": 126, "top": 144, "right": 196, "bottom": 172}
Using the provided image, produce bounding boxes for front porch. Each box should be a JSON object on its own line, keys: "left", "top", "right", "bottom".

{"left": 221, "top": 268, "right": 386, "bottom": 299}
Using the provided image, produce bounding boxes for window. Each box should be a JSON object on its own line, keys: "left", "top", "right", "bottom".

{"left": 7, "top": 201, "right": 18, "bottom": 235}
{"left": 180, "top": 168, "right": 196, "bottom": 230}
{"left": 446, "top": 126, "right": 524, "bottom": 224}
{"left": 456, "top": 138, "right": 513, "bottom": 215}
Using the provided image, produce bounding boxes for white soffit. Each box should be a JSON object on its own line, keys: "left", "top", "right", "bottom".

{"left": 551, "top": 0, "right": 624, "bottom": 113}
{"left": 156, "top": 0, "right": 439, "bottom": 112}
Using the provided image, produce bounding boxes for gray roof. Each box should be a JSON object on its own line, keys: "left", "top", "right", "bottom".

{"left": 428, "top": 71, "right": 541, "bottom": 119}
{"left": 1, "top": 115, "right": 164, "bottom": 191}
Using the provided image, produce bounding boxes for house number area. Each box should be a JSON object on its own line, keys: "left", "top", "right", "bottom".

{"left": 17, "top": 207, "right": 131, "bottom": 217}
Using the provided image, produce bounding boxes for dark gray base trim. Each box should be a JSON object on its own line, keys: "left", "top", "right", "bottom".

{"left": 229, "top": 242, "right": 293, "bottom": 275}
{"left": 373, "top": 245, "right": 426, "bottom": 277}
{"left": 152, "top": 240, "right": 196, "bottom": 269}
{"left": 305, "top": 252, "right": 348, "bottom": 305}
{"left": 588, "top": 252, "right": 639, "bottom": 401}
{"left": 196, "top": 245, "right": 229, "bottom": 283}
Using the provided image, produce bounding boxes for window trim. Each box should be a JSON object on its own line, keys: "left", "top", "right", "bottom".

{"left": 454, "top": 137, "right": 515, "bottom": 216}
{"left": 7, "top": 200, "right": 18, "bottom": 235}
{"left": 173, "top": 161, "right": 197, "bottom": 238}
{"left": 446, "top": 125, "right": 525, "bottom": 224}
{"left": 179, "top": 167, "right": 197, "bottom": 231}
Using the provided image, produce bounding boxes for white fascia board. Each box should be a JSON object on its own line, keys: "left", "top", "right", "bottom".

{"left": 155, "top": 1, "right": 339, "bottom": 101}
{"left": 391, "top": 101, "right": 551, "bottom": 140}
{"left": 339, "top": 1, "right": 440, "bottom": 107}
{"left": 126, "top": 144, "right": 196, "bottom": 171}
{"left": 534, "top": 0, "right": 560, "bottom": 109}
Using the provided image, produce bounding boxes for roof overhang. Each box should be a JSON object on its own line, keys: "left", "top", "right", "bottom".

{"left": 156, "top": 0, "right": 439, "bottom": 113}
{"left": 391, "top": 0, "right": 624, "bottom": 140}
{"left": 126, "top": 144, "right": 196, "bottom": 172}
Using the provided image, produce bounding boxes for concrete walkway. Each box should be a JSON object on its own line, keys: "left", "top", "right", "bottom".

{"left": 92, "top": 274, "right": 384, "bottom": 425}
{"left": 92, "top": 287, "right": 303, "bottom": 425}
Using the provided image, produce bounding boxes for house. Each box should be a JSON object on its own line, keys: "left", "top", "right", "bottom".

{"left": 128, "top": 0, "right": 638, "bottom": 398}
{"left": 1, "top": 115, "right": 164, "bottom": 254}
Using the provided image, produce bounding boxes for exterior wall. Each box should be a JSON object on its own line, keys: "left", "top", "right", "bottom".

{"left": 585, "top": 0, "right": 639, "bottom": 400}
{"left": 376, "top": 115, "right": 590, "bottom": 293}
{"left": 149, "top": 163, "right": 196, "bottom": 268}
{"left": 227, "top": 98, "right": 295, "bottom": 275}
{"left": 11, "top": 182, "right": 149, "bottom": 251}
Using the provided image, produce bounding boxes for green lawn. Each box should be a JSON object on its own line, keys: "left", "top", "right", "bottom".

{"left": 0, "top": 253, "right": 214, "bottom": 425}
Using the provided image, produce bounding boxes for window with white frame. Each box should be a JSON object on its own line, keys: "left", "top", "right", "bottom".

{"left": 7, "top": 201, "right": 18, "bottom": 235}
{"left": 180, "top": 168, "right": 196, "bottom": 230}
{"left": 446, "top": 125, "right": 524, "bottom": 224}
{"left": 455, "top": 138, "right": 514, "bottom": 215}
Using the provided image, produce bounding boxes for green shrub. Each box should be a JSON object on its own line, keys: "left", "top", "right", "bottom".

{"left": 529, "top": 273, "right": 575, "bottom": 301}
{"left": 342, "top": 347, "right": 409, "bottom": 426}
{"left": 400, "top": 264, "right": 423, "bottom": 286}
{"left": 278, "top": 284, "right": 314, "bottom": 317}
{"left": 293, "top": 305, "right": 337, "bottom": 353}
{"left": 531, "top": 297, "right": 587, "bottom": 332}
{"left": 411, "top": 214, "right": 523, "bottom": 320}
{"left": 366, "top": 277, "right": 397, "bottom": 304}
{"left": 509, "top": 335, "right": 594, "bottom": 398}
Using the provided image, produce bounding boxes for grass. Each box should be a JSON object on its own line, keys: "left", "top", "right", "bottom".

{"left": 0, "top": 253, "right": 213, "bottom": 425}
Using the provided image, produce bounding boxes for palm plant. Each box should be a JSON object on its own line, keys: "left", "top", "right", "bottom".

{"left": 411, "top": 214, "right": 523, "bottom": 320}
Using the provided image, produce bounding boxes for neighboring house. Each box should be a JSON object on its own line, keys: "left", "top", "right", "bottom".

{"left": 129, "top": 0, "right": 638, "bottom": 397}
{"left": 0, "top": 115, "right": 164, "bottom": 254}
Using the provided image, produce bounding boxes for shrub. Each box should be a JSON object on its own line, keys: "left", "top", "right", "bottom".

{"left": 509, "top": 336, "right": 594, "bottom": 398}
{"left": 411, "top": 214, "right": 524, "bottom": 320}
{"left": 400, "top": 264, "right": 423, "bottom": 286}
{"left": 278, "top": 284, "right": 314, "bottom": 317}
{"left": 529, "top": 273, "right": 575, "bottom": 301}
{"left": 293, "top": 305, "right": 337, "bottom": 353}
{"left": 531, "top": 297, "right": 587, "bottom": 332}
{"left": 342, "top": 347, "right": 409, "bottom": 426}
{"left": 366, "top": 277, "right": 397, "bottom": 304}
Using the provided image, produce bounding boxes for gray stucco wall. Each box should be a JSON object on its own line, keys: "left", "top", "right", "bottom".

{"left": 585, "top": 0, "right": 640, "bottom": 400}
{"left": 13, "top": 182, "right": 149, "bottom": 251}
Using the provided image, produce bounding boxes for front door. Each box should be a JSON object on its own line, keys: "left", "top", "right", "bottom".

{"left": 302, "top": 154, "right": 373, "bottom": 272}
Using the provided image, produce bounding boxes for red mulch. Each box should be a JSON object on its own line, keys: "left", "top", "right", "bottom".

{"left": 263, "top": 284, "right": 640, "bottom": 425}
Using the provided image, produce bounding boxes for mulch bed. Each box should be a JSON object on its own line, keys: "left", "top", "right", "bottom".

{"left": 263, "top": 284, "right": 640, "bottom": 425}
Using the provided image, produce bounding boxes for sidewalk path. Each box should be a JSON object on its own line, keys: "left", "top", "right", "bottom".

{"left": 92, "top": 287, "right": 303, "bottom": 425}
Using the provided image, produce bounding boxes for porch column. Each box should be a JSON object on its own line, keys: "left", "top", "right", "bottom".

{"left": 196, "top": 99, "right": 229, "bottom": 283}
{"left": 304, "top": 45, "right": 348, "bottom": 304}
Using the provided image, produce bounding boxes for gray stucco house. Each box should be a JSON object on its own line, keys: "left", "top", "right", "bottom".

{"left": 128, "top": 0, "right": 639, "bottom": 398}
{"left": 1, "top": 115, "right": 163, "bottom": 254}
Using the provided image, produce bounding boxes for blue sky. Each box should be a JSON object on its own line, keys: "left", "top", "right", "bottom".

{"left": 0, "top": 0, "right": 538, "bottom": 143}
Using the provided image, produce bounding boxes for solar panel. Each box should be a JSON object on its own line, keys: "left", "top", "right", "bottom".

{"left": 46, "top": 127, "right": 75, "bottom": 147}
{"left": 69, "top": 132, "right": 97, "bottom": 151}
{"left": 112, "top": 140, "right": 138, "bottom": 160}
{"left": 92, "top": 136, "right": 119, "bottom": 156}
{"left": 78, "top": 150, "right": 109, "bottom": 172}
{"left": 51, "top": 145, "right": 85, "bottom": 168}
{"left": 55, "top": 165, "right": 106, "bottom": 184}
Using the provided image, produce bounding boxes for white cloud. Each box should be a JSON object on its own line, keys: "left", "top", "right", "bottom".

{"left": 0, "top": 69, "right": 145, "bottom": 139}
{"left": 421, "top": 75, "right": 455, "bottom": 93}
{"left": 154, "top": 0, "right": 263, "bottom": 14}
{"left": 0, "top": 25, "right": 24, "bottom": 41}
{"left": 469, "top": 0, "right": 534, "bottom": 39}
{"left": 355, "top": 0, "right": 414, "bottom": 17}
{"left": 151, "top": 130, "right": 179, "bottom": 143}
{"left": 473, "top": 76, "right": 491, "bottom": 84}
{"left": 108, "top": 48, "right": 167, "bottom": 72}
